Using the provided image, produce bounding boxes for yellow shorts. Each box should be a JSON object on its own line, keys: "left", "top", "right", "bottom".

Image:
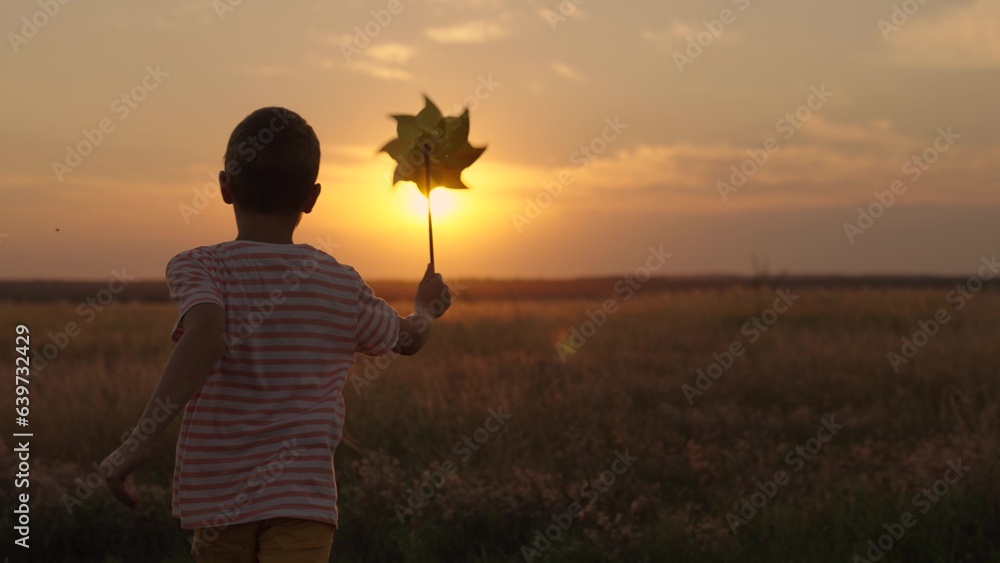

{"left": 191, "top": 517, "right": 335, "bottom": 563}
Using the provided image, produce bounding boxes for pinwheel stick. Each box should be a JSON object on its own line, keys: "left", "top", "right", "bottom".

{"left": 380, "top": 96, "right": 485, "bottom": 267}
{"left": 423, "top": 142, "right": 435, "bottom": 266}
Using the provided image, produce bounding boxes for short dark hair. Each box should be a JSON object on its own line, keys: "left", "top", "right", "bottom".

{"left": 223, "top": 107, "right": 320, "bottom": 214}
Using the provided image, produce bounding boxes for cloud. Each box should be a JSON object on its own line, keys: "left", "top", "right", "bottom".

{"left": 641, "top": 18, "right": 744, "bottom": 49}
{"left": 796, "top": 117, "right": 917, "bottom": 155}
{"left": 349, "top": 61, "right": 412, "bottom": 81}
{"left": 305, "top": 36, "right": 416, "bottom": 81}
{"left": 228, "top": 64, "right": 296, "bottom": 77}
{"left": 429, "top": 0, "right": 508, "bottom": 8}
{"left": 151, "top": 0, "right": 219, "bottom": 29}
{"left": 551, "top": 61, "right": 585, "bottom": 82}
{"left": 507, "top": 116, "right": 1000, "bottom": 210}
{"left": 535, "top": 4, "right": 585, "bottom": 24}
{"left": 365, "top": 43, "right": 416, "bottom": 65}
{"left": 640, "top": 20, "right": 694, "bottom": 44}
{"left": 425, "top": 20, "right": 509, "bottom": 43}
{"left": 238, "top": 33, "right": 417, "bottom": 81}
{"left": 880, "top": 0, "right": 1000, "bottom": 68}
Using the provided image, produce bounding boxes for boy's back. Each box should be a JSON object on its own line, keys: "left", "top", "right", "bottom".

{"left": 166, "top": 240, "right": 399, "bottom": 530}
{"left": 100, "top": 106, "right": 449, "bottom": 562}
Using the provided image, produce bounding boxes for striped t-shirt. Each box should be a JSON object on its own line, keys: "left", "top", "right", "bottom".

{"left": 165, "top": 240, "right": 400, "bottom": 530}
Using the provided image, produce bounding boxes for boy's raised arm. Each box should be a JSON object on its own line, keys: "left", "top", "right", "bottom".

{"left": 100, "top": 302, "right": 227, "bottom": 508}
{"left": 393, "top": 264, "right": 451, "bottom": 356}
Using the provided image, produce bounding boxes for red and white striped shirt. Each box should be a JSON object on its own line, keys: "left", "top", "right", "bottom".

{"left": 165, "top": 240, "right": 399, "bottom": 530}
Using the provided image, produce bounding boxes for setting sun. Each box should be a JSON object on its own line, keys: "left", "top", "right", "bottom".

{"left": 403, "top": 185, "right": 460, "bottom": 219}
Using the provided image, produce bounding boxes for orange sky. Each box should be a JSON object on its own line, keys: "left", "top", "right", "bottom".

{"left": 2, "top": 0, "right": 999, "bottom": 280}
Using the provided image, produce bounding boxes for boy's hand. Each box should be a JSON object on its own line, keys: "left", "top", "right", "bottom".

{"left": 415, "top": 263, "right": 451, "bottom": 319}
{"left": 100, "top": 437, "right": 153, "bottom": 509}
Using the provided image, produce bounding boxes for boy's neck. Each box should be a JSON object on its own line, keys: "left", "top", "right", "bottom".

{"left": 233, "top": 210, "right": 301, "bottom": 244}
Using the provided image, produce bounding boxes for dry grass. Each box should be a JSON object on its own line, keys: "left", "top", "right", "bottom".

{"left": 1, "top": 285, "right": 998, "bottom": 562}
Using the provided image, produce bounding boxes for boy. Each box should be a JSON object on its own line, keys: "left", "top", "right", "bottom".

{"left": 99, "top": 107, "right": 451, "bottom": 562}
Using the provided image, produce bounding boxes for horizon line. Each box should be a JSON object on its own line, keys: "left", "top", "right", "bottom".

{"left": 0, "top": 272, "right": 991, "bottom": 284}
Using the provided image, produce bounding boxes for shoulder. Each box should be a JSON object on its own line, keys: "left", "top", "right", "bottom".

{"left": 304, "top": 246, "right": 365, "bottom": 288}
{"left": 165, "top": 243, "right": 225, "bottom": 275}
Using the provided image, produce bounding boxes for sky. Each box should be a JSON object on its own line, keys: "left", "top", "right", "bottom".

{"left": 1, "top": 0, "right": 999, "bottom": 280}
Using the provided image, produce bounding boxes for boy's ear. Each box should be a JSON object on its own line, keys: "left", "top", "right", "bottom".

{"left": 302, "top": 183, "right": 321, "bottom": 214}
{"left": 219, "top": 171, "right": 234, "bottom": 205}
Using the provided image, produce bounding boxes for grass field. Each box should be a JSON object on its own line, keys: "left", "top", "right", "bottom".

{"left": 1, "top": 282, "right": 999, "bottom": 562}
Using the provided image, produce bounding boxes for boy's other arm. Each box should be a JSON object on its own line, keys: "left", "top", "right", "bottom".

{"left": 394, "top": 263, "right": 451, "bottom": 356}
{"left": 394, "top": 311, "right": 435, "bottom": 356}
{"left": 100, "top": 302, "right": 227, "bottom": 508}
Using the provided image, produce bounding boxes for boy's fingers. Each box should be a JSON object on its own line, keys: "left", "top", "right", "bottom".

{"left": 101, "top": 454, "right": 140, "bottom": 509}
{"left": 422, "top": 263, "right": 435, "bottom": 281}
{"left": 106, "top": 477, "right": 139, "bottom": 509}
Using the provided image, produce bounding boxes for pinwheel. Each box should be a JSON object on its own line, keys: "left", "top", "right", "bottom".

{"left": 379, "top": 95, "right": 486, "bottom": 265}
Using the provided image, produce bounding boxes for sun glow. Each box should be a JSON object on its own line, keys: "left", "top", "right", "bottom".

{"left": 404, "top": 185, "right": 459, "bottom": 219}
